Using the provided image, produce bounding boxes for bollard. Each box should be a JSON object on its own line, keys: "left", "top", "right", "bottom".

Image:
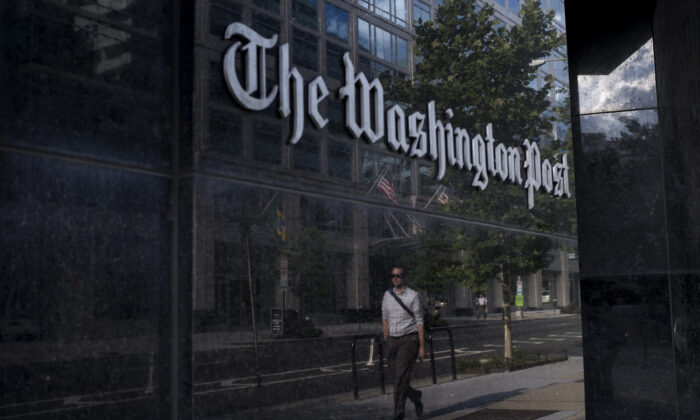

{"left": 428, "top": 334, "right": 437, "bottom": 384}
{"left": 367, "top": 337, "right": 375, "bottom": 366}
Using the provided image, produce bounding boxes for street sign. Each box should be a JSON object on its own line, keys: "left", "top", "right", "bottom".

{"left": 515, "top": 294, "right": 524, "bottom": 307}
{"left": 516, "top": 279, "right": 523, "bottom": 295}
{"left": 280, "top": 255, "right": 288, "bottom": 291}
{"left": 271, "top": 308, "right": 283, "bottom": 336}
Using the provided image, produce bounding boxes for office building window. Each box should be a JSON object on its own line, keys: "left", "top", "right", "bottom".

{"left": 553, "top": 81, "right": 567, "bottom": 105}
{"left": 292, "top": 0, "right": 318, "bottom": 31}
{"left": 553, "top": 57, "right": 568, "bottom": 83}
{"left": 252, "top": 13, "right": 280, "bottom": 38}
{"left": 493, "top": 0, "right": 506, "bottom": 8}
{"left": 325, "top": 3, "right": 349, "bottom": 42}
{"left": 358, "top": 0, "right": 407, "bottom": 27}
{"left": 210, "top": 0, "right": 242, "bottom": 35}
{"left": 359, "top": 56, "right": 396, "bottom": 80}
{"left": 418, "top": 164, "right": 436, "bottom": 196}
{"left": 253, "top": 0, "right": 280, "bottom": 14}
{"left": 508, "top": 0, "right": 519, "bottom": 15}
{"left": 361, "top": 151, "right": 411, "bottom": 197}
{"left": 326, "top": 41, "right": 346, "bottom": 80}
{"left": 551, "top": 0, "right": 565, "bottom": 27}
{"left": 327, "top": 100, "right": 346, "bottom": 136}
{"left": 208, "top": 111, "right": 242, "bottom": 158}
{"left": 413, "top": 0, "right": 430, "bottom": 24}
{"left": 293, "top": 29, "right": 318, "bottom": 70}
{"left": 252, "top": 121, "right": 282, "bottom": 164}
{"left": 328, "top": 140, "right": 352, "bottom": 179}
{"left": 294, "top": 135, "right": 320, "bottom": 173}
{"left": 358, "top": 19, "right": 409, "bottom": 69}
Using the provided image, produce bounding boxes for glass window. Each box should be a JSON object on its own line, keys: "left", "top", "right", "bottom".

{"left": 209, "top": 1, "right": 242, "bottom": 36}
{"left": 418, "top": 164, "right": 437, "bottom": 196}
{"left": 552, "top": 0, "right": 565, "bottom": 26}
{"left": 413, "top": 0, "right": 430, "bottom": 24}
{"left": 555, "top": 120, "right": 569, "bottom": 141}
{"left": 326, "top": 41, "right": 346, "bottom": 80}
{"left": 508, "top": 0, "right": 519, "bottom": 15}
{"left": 358, "top": 19, "right": 371, "bottom": 51}
{"left": 252, "top": 13, "right": 281, "bottom": 38}
{"left": 359, "top": 56, "right": 390, "bottom": 80}
{"left": 358, "top": 0, "right": 407, "bottom": 27}
{"left": 292, "top": 0, "right": 318, "bottom": 31}
{"left": 528, "top": 75, "right": 538, "bottom": 90}
{"left": 294, "top": 135, "right": 320, "bottom": 173}
{"left": 328, "top": 140, "right": 353, "bottom": 179}
{"left": 325, "top": 3, "right": 349, "bottom": 41}
{"left": 327, "top": 100, "right": 346, "bottom": 136}
{"left": 293, "top": 29, "right": 318, "bottom": 70}
{"left": 493, "top": 0, "right": 506, "bottom": 7}
{"left": 254, "top": 0, "right": 281, "bottom": 14}
{"left": 252, "top": 121, "right": 282, "bottom": 164}
{"left": 357, "top": 19, "right": 409, "bottom": 69}
{"left": 361, "top": 151, "right": 411, "bottom": 198}
{"left": 397, "top": 37, "right": 408, "bottom": 69}
{"left": 553, "top": 81, "right": 567, "bottom": 104}
{"left": 208, "top": 111, "right": 242, "bottom": 158}
{"left": 553, "top": 57, "right": 568, "bottom": 83}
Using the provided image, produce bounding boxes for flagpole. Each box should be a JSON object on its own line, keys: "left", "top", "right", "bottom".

{"left": 366, "top": 163, "right": 391, "bottom": 196}
{"left": 424, "top": 185, "right": 445, "bottom": 209}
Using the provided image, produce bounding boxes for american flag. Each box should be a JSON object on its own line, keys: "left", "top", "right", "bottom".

{"left": 377, "top": 171, "right": 398, "bottom": 205}
{"left": 437, "top": 187, "right": 450, "bottom": 204}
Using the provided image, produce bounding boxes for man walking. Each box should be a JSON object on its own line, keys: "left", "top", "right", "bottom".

{"left": 382, "top": 266, "right": 425, "bottom": 419}
{"left": 476, "top": 293, "right": 488, "bottom": 321}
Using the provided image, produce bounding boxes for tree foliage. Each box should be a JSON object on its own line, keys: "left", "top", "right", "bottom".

{"left": 390, "top": 0, "right": 573, "bottom": 303}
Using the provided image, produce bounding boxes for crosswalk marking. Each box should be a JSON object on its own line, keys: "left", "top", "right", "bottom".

{"left": 513, "top": 340, "right": 543, "bottom": 344}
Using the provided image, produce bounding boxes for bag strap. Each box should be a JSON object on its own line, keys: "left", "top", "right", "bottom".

{"left": 388, "top": 289, "right": 415, "bottom": 319}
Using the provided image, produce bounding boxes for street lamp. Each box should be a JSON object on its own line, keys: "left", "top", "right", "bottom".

{"left": 530, "top": 56, "right": 568, "bottom": 67}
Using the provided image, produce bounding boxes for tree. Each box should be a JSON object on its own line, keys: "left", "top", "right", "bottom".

{"left": 287, "top": 227, "right": 335, "bottom": 316}
{"left": 389, "top": 0, "right": 571, "bottom": 305}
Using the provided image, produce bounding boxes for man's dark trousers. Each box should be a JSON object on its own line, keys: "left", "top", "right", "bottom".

{"left": 387, "top": 333, "right": 421, "bottom": 416}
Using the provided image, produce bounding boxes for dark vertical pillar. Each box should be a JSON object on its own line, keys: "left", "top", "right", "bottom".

{"left": 567, "top": 0, "right": 700, "bottom": 418}
{"left": 162, "top": 0, "right": 195, "bottom": 418}
{"left": 653, "top": 1, "right": 700, "bottom": 417}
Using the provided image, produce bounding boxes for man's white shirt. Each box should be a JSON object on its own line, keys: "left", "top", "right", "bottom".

{"left": 382, "top": 287, "right": 423, "bottom": 337}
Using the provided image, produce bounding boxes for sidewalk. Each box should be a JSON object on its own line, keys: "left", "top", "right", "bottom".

{"left": 238, "top": 356, "right": 585, "bottom": 420}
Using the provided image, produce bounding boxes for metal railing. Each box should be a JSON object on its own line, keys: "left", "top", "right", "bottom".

{"left": 350, "top": 334, "right": 385, "bottom": 400}
{"left": 427, "top": 326, "right": 457, "bottom": 383}
{"left": 350, "top": 327, "right": 459, "bottom": 400}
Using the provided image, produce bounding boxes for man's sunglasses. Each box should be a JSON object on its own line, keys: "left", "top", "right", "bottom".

{"left": 391, "top": 274, "right": 403, "bottom": 279}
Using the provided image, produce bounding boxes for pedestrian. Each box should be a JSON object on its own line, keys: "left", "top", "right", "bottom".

{"left": 382, "top": 266, "right": 425, "bottom": 419}
{"left": 476, "top": 293, "right": 488, "bottom": 321}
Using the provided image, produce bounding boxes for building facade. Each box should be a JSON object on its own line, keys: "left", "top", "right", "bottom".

{"left": 0, "top": 0, "right": 576, "bottom": 418}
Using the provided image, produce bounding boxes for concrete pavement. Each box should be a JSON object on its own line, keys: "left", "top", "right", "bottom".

{"left": 235, "top": 355, "right": 585, "bottom": 420}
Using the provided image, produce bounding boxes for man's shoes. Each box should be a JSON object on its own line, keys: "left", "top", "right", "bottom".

{"left": 415, "top": 390, "right": 424, "bottom": 417}
{"left": 392, "top": 413, "right": 405, "bottom": 420}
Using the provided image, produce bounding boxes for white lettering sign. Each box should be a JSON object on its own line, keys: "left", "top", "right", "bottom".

{"left": 221, "top": 22, "right": 571, "bottom": 209}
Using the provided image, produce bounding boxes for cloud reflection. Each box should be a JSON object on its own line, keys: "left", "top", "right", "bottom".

{"left": 578, "top": 38, "right": 657, "bottom": 115}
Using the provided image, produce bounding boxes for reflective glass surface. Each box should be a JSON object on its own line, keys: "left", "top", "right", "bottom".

{"left": 1, "top": 0, "right": 581, "bottom": 418}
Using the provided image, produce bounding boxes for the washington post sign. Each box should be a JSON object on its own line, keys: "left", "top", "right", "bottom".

{"left": 222, "top": 22, "right": 571, "bottom": 209}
